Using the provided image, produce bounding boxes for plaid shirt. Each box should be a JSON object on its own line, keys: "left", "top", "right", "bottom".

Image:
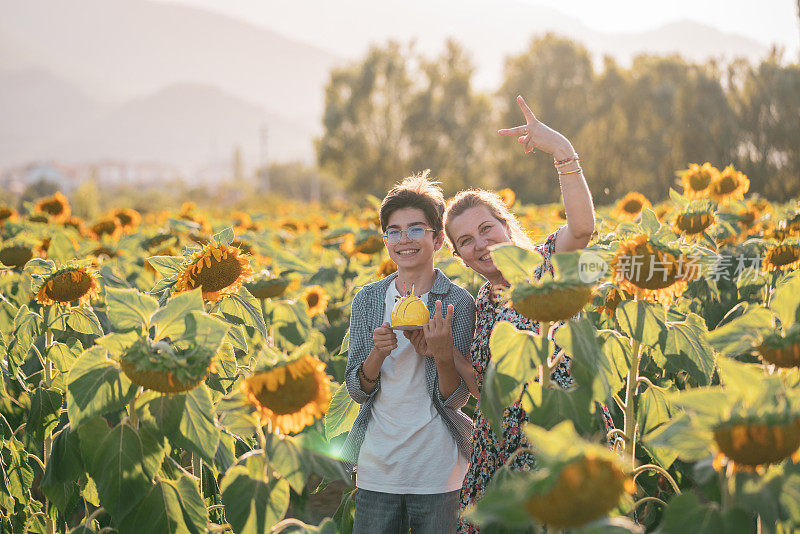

{"left": 341, "top": 269, "right": 476, "bottom": 475}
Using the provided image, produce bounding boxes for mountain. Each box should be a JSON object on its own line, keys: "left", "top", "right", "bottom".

{"left": 44, "top": 83, "right": 311, "bottom": 167}
{"left": 0, "top": 69, "right": 103, "bottom": 164}
{"left": 0, "top": 0, "right": 343, "bottom": 121}
{"left": 163, "top": 0, "right": 771, "bottom": 87}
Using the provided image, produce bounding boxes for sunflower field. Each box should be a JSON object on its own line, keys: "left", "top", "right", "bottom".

{"left": 2, "top": 162, "right": 800, "bottom": 533}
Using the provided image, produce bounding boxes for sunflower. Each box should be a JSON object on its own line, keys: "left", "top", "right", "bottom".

{"left": 244, "top": 270, "right": 291, "bottom": 300}
{"left": 119, "top": 338, "right": 214, "bottom": 394}
{"left": 613, "top": 192, "right": 651, "bottom": 221}
{"left": 376, "top": 257, "right": 398, "bottom": 279}
{"left": 680, "top": 162, "right": 718, "bottom": 199}
{"left": 353, "top": 233, "right": 384, "bottom": 255}
{"left": 110, "top": 208, "right": 141, "bottom": 234}
{"left": 34, "top": 191, "right": 71, "bottom": 223}
{"left": 174, "top": 244, "right": 255, "bottom": 302}
{"left": 595, "top": 286, "right": 630, "bottom": 316}
{"left": 713, "top": 418, "right": 800, "bottom": 467}
{"left": 178, "top": 202, "right": 212, "bottom": 233}
{"left": 28, "top": 214, "right": 50, "bottom": 224}
{"left": 0, "top": 244, "right": 35, "bottom": 270}
{"left": 763, "top": 241, "right": 800, "bottom": 272}
{"left": 708, "top": 165, "right": 749, "bottom": 204}
{"left": 610, "top": 234, "right": 689, "bottom": 306}
{"left": 241, "top": 355, "right": 332, "bottom": 434}
{"left": 672, "top": 211, "right": 715, "bottom": 236}
{"left": 510, "top": 281, "right": 593, "bottom": 323}
{"left": 34, "top": 266, "right": 100, "bottom": 306}
{"left": 90, "top": 217, "right": 123, "bottom": 241}
{"left": 0, "top": 206, "right": 18, "bottom": 226}
{"left": 758, "top": 326, "right": 800, "bottom": 368}
{"left": 498, "top": 188, "right": 516, "bottom": 208}
{"left": 524, "top": 451, "right": 630, "bottom": 528}
{"left": 231, "top": 211, "right": 255, "bottom": 233}
{"left": 63, "top": 216, "right": 89, "bottom": 236}
{"left": 303, "top": 285, "right": 330, "bottom": 318}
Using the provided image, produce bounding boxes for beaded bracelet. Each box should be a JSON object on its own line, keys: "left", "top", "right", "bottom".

{"left": 554, "top": 154, "right": 580, "bottom": 166}
{"left": 358, "top": 362, "right": 379, "bottom": 384}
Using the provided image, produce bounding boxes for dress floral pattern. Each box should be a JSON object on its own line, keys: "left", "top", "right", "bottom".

{"left": 458, "top": 233, "right": 615, "bottom": 533}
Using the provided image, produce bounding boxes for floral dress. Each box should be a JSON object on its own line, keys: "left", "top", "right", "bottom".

{"left": 458, "top": 233, "right": 615, "bottom": 533}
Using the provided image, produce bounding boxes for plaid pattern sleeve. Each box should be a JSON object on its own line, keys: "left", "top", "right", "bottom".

{"left": 436, "top": 286, "right": 476, "bottom": 409}
{"left": 344, "top": 289, "right": 380, "bottom": 405}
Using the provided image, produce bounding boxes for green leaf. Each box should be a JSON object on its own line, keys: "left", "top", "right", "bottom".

{"left": 67, "top": 307, "right": 104, "bottom": 336}
{"left": 268, "top": 436, "right": 306, "bottom": 494}
{"left": 96, "top": 331, "right": 140, "bottom": 356}
{"left": 293, "top": 429, "right": 352, "bottom": 484}
{"left": 268, "top": 299, "right": 311, "bottom": 348}
{"left": 489, "top": 321, "right": 548, "bottom": 379}
{"left": 47, "top": 340, "right": 80, "bottom": 373}
{"left": 324, "top": 383, "right": 359, "bottom": 440}
{"left": 150, "top": 288, "right": 205, "bottom": 340}
{"left": 213, "top": 227, "right": 235, "bottom": 247}
{"left": 637, "top": 384, "right": 674, "bottom": 435}
{"left": 616, "top": 300, "right": 667, "bottom": 348}
{"left": 173, "top": 384, "right": 220, "bottom": 464}
{"left": 46, "top": 232, "right": 78, "bottom": 262}
{"left": 66, "top": 346, "right": 137, "bottom": 428}
{"left": 642, "top": 412, "right": 713, "bottom": 464}
{"left": 41, "top": 424, "right": 83, "bottom": 511}
{"left": 117, "top": 476, "right": 206, "bottom": 534}
{"left": 146, "top": 255, "right": 186, "bottom": 277}
{"left": 140, "top": 393, "right": 186, "bottom": 436}
{"left": 527, "top": 384, "right": 594, "bottom": 433}
{"left": 665, "top": 313, "right": 715, "bottom": 385}
{"left": 597, "top": 330, "right": 631, "bottom": 394}
{"left": 555, "top": 318, "right": 614, "bottom": 402}
{"left": 105, "top": 288, "right": 159, "bottom": 331}
{"left": 716, "top": 358, "right": 768, "bottom": 403}
{"left": 28, "top": 386, "right": 63, "bottom": 442}
{"left": 183, "top": 311, "right": 230, "bottom": 350}
{"left": 3, "top": 438, "right": 34, "bottom": 502}
{"left": 708, "top": 306, "right": 775, "bottom": 357}
{"left": 771, "top": 271, "right": 800, "bottom": 329}
{"left": 219, "top": 286, "right": 268, "bottom": 337}
{"left": 654, "top": 493, "right": 750, "bottom": 534}
{"left": 221, "top": 453, "right": 291, "bottom": 533}
{"left": 479, "top": 363, "right": 527, "bottom": 437}
{"left": 78, "top": 419, "right": 167, "bottom": 522}
{"left": 639, "top": 208, "right": 661, "bottom": 234}
{"left": 11, "top": 304, "right": 41, "bottom": 361}
{"left": 489, "top": 243, "right": 541, "bottom": 285}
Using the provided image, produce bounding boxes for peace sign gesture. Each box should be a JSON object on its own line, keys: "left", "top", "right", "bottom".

{"left": 423, "top": 300, "right": 455, "bottom": 362}
{"left": 498, "top": 95, "right": 576, "bottom": 160}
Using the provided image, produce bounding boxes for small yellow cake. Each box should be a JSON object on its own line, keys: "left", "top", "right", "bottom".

{"left": 391, "top": 293, "right": 429, "bottom": 327}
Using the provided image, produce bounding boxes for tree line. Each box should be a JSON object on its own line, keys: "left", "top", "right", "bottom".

{"left": 316, "top": 35, "right": 800, "bottom": 204}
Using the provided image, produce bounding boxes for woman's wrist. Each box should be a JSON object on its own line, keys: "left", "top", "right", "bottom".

{"left": 552, "top": 144, "right": 577, "bottom": 161}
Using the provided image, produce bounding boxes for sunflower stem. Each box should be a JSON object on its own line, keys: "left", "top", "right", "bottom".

{"left": 623, "top": 338, "right": 643, "bottom": 470}
{"left": 632, "top": 464, "right": 681, "bottom": 494}
{"left": 42, "top": 328, "right": 55, "bottom": 534}
{"left": 539, "top": 321, "right": 552, "bottom": 389}
{"left": 192, "top": 453, "right": 203, "bottom": 496}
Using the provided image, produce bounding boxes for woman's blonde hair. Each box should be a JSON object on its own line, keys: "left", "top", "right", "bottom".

{"left": 443, "top": 189, "right": 535, "bottom": 256}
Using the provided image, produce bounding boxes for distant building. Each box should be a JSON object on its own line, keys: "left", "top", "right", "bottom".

{"left": 0, "top": 162, "right": 78, "bottom": 196}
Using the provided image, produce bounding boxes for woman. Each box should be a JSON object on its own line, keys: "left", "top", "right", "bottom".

{"left": 443, "top": 96, "right": 614, "bottom": 532}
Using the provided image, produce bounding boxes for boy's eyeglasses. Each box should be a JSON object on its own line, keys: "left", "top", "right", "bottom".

{"left": 383, "top": 225, "right": 435, "bottom": 244}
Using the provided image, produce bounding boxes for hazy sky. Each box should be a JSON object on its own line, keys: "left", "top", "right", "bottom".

{"left": 160, "top": 0, "right": 800, "bottom": 56}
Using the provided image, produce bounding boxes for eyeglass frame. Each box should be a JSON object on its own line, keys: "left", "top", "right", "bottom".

{"left": 382, "top": 225, "right": 436, "bottom": 244}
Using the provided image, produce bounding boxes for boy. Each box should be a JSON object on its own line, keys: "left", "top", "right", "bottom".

{"left": 343, "top": 173, "right": 476, "bottom": 533}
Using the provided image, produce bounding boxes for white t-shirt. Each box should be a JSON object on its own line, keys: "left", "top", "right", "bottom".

{"left": 356, "top": 282, "right": 469, "bottom": 494}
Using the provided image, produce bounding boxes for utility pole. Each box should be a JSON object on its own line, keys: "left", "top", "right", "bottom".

{"left": 259, "top": 124, "right": 270, "bottom": 193}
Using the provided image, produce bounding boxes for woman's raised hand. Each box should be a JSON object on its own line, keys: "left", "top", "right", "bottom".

{"left": 498, "top": 95, "right": 574, "bottom": 160}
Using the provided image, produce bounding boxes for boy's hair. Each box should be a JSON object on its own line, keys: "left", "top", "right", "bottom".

{"left": 380, "top": 170, "right": 446, "bottom": 235}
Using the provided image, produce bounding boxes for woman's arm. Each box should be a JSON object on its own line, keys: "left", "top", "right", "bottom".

{"left": 498, "top": 95, "right": 595, "bottom": 253}
{"left": 453, "top": 346, "right": 479, "bottom": 398}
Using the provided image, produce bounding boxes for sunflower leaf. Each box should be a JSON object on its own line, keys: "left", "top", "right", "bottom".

{"left": 324, "top": 383, "right": 359, "bottom": 440}
{"left": 150, "top": 288, "right": 205, "bottom": 340}
{"left": 66, "top": 346, "right": 137, "bottom": 428}
{"left": 146, "top": 255, "right": 186, "bottom": 277}
{"left": 213, "top": 227, "right": 235, "bottom": 247}
{"left": 771, "top": 270, "right": 800, "bottom": 329}
{"left": 66, "top": 307, "right": 104, "bottom": 336}
{"left": 116, "top": 476, "right": 206, "bottom": 534}
{"left": 221, "top": 452, "right": 290, "bottom": 533}
{"left": 105, "top": 288, "right": 159, "bottom": 331}
{"left": 219, "top": 286, "right": 268, "bottom": 337}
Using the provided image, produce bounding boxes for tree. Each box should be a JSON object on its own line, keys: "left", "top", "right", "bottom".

{"left": 494, "top": 35, "right": 595, "bottom": 203}
{"left": 316, "top": 42, "right": 414, "bottom": 196}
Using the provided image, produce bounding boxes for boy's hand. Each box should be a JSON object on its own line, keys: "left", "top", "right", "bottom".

{"left": 423, "top": 300, "right": 455, "bottom": 362}
{"left": 373, "top": 322, "right": 397, "bottom": 359}
{"left": 404, "top": 328, "right": 430, "bottom": 357}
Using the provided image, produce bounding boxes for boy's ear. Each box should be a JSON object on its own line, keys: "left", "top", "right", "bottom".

{"left": 433, "top": 230, "right": 445, "bottom": 252}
